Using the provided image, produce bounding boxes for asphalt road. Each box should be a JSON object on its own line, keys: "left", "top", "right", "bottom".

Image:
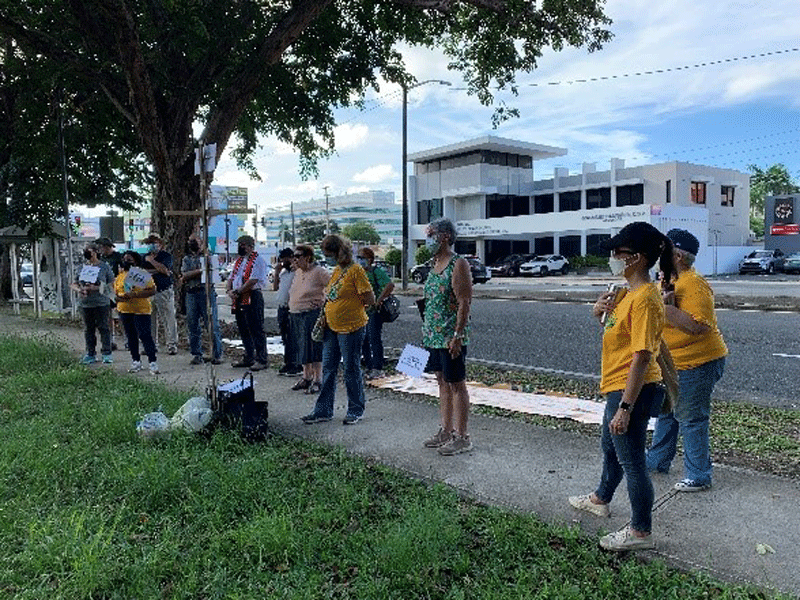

{"left": 377, "top": 297, "right": 800, "bottom": 410}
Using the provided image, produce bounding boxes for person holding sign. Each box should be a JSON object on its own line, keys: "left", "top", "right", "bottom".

{"left": 420, "top": 218, "right": 473, "bottom": 455}
{"left": 115, "top": 251, "right": 159, "bottom": 375}
{"left": 180, "top": 233, "right": 223, "bottom": 366}
{"left": 70, "top": 243, "right": 115, "bottom": 365}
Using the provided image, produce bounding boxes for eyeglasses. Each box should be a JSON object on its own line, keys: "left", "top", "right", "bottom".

{"left": 293, "top": 253, "right": 304, "bottom": 258}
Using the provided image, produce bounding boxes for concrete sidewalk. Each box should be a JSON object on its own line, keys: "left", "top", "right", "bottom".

{"left": 2, "top": 315, "right": 798, "bottom": 597}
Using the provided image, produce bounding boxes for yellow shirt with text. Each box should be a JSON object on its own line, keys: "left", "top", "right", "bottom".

{"left": 323, "top": 265, "right": 372, "bottom": 334}
{"left": 601, "top": 282, "right": 664, "bottom": 394}
{"left": 114, "top": 271, "right": 155, "bottom": 315}
{"left": 663, "top": 269, "right": 728, "bottom": 370}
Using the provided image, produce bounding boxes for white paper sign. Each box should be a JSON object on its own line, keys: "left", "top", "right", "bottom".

{"left": 396, "top": 344, "right": 430, "bottom": 378}
{"left": 79, "top": 265, "right": 101, "bottom": 283}
{"left": 218, "top": 377, "right": 252, "bottom": 395}
{"left": 124, "top": 267, "right": 153, "bottom": 292}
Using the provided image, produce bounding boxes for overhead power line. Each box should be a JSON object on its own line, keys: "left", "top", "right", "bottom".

{"left": 529, "top": 47, "right": 800, "bottom": 87}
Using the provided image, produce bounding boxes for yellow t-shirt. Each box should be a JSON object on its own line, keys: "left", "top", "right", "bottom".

{"left": 601, "top": 282, "right": 664, "bottom": 394}
{"left": 323, "top": 265, "right": 371, "bottom": 334}
{"left": 663, "top": 269, "right": 728, "bottom": 370}
{"left": 114, "top": 271, "right": 155, "bottom": 315}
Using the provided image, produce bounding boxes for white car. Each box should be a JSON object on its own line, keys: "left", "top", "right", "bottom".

{"left": 519, "top": 254, "right": 569, "bottom": 276}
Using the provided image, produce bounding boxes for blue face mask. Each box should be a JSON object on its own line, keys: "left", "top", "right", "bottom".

{"left": 356, "top": 257, "right": 368, "bottom": 268}
{"left": 425, "top": 235, "right": 441, "bottom": 251}
{"left": 148, "top": 244, "right": 158, "bottom": 253}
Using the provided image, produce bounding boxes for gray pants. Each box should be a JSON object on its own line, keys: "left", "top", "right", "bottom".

{"left": 82, "top": 304, "right": 112, "bottom": 356}
{"left": 150, "top": 287, "right": 178, "bottom": 349}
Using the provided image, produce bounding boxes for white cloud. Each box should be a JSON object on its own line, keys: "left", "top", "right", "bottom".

{"left": 334, "top": 123, "right": 370, "bottom": 151}
{"left": 352, "top": 164, "right": 397, "bottom": 184}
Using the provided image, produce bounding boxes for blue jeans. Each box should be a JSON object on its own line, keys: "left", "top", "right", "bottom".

{"left": 312, "top": 326, "right": 366, "bottom": 419}
{"left": 234, "top": 289, "right": 268, "bottom": 365}
{"left": 361, "top": 311, "right": 384, "bottom": 370}
{"left": 278, "top": 305, "right": 299, "bottom": 370}
{"left": 186, "top": 289, "right": 223, "bottom": 360}
{"left": 596, "top": 384, "right": 657, "bottom": 534}
{"left": 646, "top": 357, "right": 725, "bottom": 485}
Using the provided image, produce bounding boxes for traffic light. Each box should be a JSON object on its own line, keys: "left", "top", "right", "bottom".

{"left": 74, "top": 216, "right": 81, "bottom": 226}
{"left": 252, "top": 217, "right": 257, "bottom": 227}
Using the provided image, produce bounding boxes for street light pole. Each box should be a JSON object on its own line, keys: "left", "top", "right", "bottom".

{"left": 401, "top": 79, "right": 450, "bottom": 291}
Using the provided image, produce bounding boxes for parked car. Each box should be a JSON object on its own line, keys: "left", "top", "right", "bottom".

{"left": 738, "top": 249, "right": 786, "bottom": 275}
{"left": 782, "top": 252, "right": 800, "bottom": 274}
{"left": 466, "top": 256, "right": 491, "bottom": 284}
{"left": 519, "top": 254, "right": 570, "bottom": 276}
{"left": 489, "top": 253, "right": 536, "bottom": 277}
{"left": 20, "top": 263, "right": 33, "bottom": 285}
{"left": 411, "top": 256, "right": 491, "bottom": 285}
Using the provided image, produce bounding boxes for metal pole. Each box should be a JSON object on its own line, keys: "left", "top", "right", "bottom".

{"left": 225, "top": 213, "right": 230, "bottom": 264}
{"left": 323, "top": 186, "right": 330, "bottom": 236}
{"left": 291, "top": 202, "right": 296, "bottom": 245}
{"left": 401, "top": 83, "right": 409, "bottom": 291}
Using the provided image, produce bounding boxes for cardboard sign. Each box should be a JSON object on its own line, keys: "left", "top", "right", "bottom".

{"left": 396, "top": 344, "right": 430, "bottom": 378}
{"left": 124, "top": 267, "right": 153, "bottom": 292}
{"left": 78, "top": 265, "right": 101, "bottom": 284}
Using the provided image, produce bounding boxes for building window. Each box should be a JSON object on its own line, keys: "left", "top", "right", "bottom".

{"left": 416, "top": 198, "right": 443, "bottom": 224}
{"left": 559, "top": 235, "right": 581, "bottom": 258}
{"left": 617, "top": 184, "right": 644, "bottom": 207}
{"left": 665, "top": 180, "right": 671, "bottom": 203}
{"left": 691, "top": 181, "right": 706, "bottom": 205}
{"left": 486, "top": 194, "right": 530, "bottom": 218}
{"left": 587, "top": 188, "right": 611, "bottom": 210}
{"left": 534, "top": 194, "right": 554, "bottom": 214}
{"left": 559, "top": 191, "right": 581, "bottom": 212}
{"left": 587, "top": 234, "right": 611, "bottom": 256}
{"left": 721, "top": 185, "right": 735, "bottom": 207}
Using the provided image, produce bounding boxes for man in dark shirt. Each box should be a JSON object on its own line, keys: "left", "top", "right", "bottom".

{"left": 95, "top": 237, "right": 123, "bottom": 350}
{"left": 143, "top": 233, "right": 178, "bottom": 355}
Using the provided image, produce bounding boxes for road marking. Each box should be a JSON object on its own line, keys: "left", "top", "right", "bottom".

{"left": 773, "top": 353, "right": 800, "bottom": 359}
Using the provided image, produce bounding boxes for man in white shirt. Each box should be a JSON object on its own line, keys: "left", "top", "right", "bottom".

{"left": 274, "top": 248, "right": 301, "bottom": 376}
{"left": 225, "top": 235, "right": 269, "bottom": 370}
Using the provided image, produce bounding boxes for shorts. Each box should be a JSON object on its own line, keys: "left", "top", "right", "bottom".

{"left": 425, "top": 346, "right": 467, "bottom": 383}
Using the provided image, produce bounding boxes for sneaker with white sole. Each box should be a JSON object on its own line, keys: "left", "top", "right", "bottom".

{"left": 599, "top": 527, "right": 655, "bottom": 551}
{"left": 674, "top": 479, "right": 711, "bottom": 492}
{"left": 149, "top": 361, "right": 160, "bottom": 375}
{"left": 128, "top": 361, "right": 142, "bottom": 373}
{"left": 423, "top": 427, "right": 452, "bottom": 448}
{"left": 80, "top": 354, "right": 97, "bottom": 365}
{"left": 437, "top": 433, "right": 473, "bottom": 455}
{"left": 102, "top": 354, "right": 113, "bottom": 364}
{"left": 568, "top": 494, "right": 610, "bottom": 518}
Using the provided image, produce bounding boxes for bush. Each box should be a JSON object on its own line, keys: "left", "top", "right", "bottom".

{"left": 415, "top": 245, "right": 432, "bottom": 265}
{"left": 569, "top": 254, "right": 608, "bottom": 270}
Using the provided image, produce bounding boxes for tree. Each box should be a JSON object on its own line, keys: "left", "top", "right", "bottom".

{"left": 297, "top": 218, "right": 339, "bottom": 244}
{"left": 0, "top": 0, "right": 612, "bottom": 259}
{"left": 341, "top": 221, "right": 380, "bottom": 245}
{"left": 415, "top": 244, "right": 432, "bottom": 265}
{"left": 384, "top": 247, "right": 401, "bottom": 268}
{"left": 748, "top": 163, "right": 799, "bottom": 237}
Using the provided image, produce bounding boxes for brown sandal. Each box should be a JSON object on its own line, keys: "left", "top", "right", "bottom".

{"left": 291, "top": 378, "right": 311, "bottom": 391}
{"left": 304, "top": 381, "right": 321, "bottom": 395}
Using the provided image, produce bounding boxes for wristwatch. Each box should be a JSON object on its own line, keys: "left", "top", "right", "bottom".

{"left": 619, "top": 402, "right": 632, "bottom": 412}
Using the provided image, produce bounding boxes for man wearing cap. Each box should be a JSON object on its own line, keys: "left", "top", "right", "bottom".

{"left": 226, "top": 235, "right": 269, "bottom": 370}
{"left": 273, "top": 247, "right": 301, "bottom": 376}
{"left": 646, "top": 229, "right": 727, "bottom": 492}
{"left": 94, "top": 237, "right": 123, "bottom": 350}
{"left": 180, "top": 233, "right": 223, "bottom": 365}
{"left": 143, "top": 233, "right": 179, "bottom": 355}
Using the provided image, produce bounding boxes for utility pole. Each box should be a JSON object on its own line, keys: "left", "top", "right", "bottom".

{"left": 291, "top": 202, "right": 296, "bottom": 245}
{"left": 57, "top": 88, "right": 75, "bottom": 317}
{"left": 323, "top": 186, "right": 330, "bottom": 236}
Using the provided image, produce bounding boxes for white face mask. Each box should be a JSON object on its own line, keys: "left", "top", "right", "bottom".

{"left": 608, "top": 253, "right": 637, "bottom": 277}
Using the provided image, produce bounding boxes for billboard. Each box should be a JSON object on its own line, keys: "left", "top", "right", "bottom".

{"left": 771, "top": 197, "right": 798, "bottom": 235}
{"left": 208, "top": 185, "right": 248, "bottom": 211}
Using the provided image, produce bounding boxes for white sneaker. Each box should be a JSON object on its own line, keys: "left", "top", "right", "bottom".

{"left": 599, "top": 527, "right": 655, "bottom": 551}
{"left": 128, "top": 361, "right": 142, "bottom": 373}
{"left": 149, "top": 361, "right": 160, "bottom": 375}
{"left": 568, "top": 494, "right": 610, "bottom": 517}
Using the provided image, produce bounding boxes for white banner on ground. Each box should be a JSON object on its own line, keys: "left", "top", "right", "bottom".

{"left": 396, "top": 344, "right": 430, "bottom": 378}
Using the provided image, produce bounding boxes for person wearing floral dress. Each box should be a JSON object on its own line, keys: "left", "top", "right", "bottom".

{"left": 420, "top": 218, "right": 473, "bottom": 455}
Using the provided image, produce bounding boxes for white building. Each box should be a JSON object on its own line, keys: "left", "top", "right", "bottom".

{"left": 409, "top": 136, "right": 751, "bottom": 274}
{"left": 263, "top": 190, "right": 401, "bottom": 246}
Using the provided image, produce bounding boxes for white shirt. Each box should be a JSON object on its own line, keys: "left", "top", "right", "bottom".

{"left": 276, "top": 268, "right": 295, "bottom": 307}
{"left": 230, "top": 252, "right": 268, "bottom": 291}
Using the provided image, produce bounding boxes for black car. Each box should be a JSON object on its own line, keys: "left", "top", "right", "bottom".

{"left": 410, "top": 256, "right": 491, "bottom": 284}
{"left": 489, "top": 253, "right": 536, "bottom": 277}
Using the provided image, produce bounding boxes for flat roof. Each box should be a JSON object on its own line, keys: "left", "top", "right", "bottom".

{"left": 408, "top": 135, "right": 568, "bottom": 163}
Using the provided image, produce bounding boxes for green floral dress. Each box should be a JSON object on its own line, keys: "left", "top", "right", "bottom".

{"left": 422, "top": 254, "right": 470, "bottom": 348}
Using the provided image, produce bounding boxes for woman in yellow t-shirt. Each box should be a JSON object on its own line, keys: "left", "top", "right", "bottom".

{"left": 568, "top": 221, "right": 674, "bottom": 552}
{"left": 301, "top": 235, "right": 374, "bottom": 426}
{"left": 115, "top": 251, "right": 158, "bottom": 375}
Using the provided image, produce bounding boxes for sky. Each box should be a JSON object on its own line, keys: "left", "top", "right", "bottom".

{"left": 98, "top": 0, "right": 800, "bottom": 222}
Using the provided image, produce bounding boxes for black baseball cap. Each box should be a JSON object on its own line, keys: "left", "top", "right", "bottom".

{"left": 666, "top": 229, "right": 699, "bottom": 256}
{"left": 278, "top": 247, "right": 294, "bottom": 259}
{"left": 601, "top": 221, "right": 667, "bottom": 259}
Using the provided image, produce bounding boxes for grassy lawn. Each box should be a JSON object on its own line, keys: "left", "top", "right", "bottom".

{"left": 0, "top": 335, "right": 788, "bottom": 599}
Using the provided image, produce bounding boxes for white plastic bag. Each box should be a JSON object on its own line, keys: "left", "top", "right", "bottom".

{"left": 170, "top": 396, "right": 213, "bottom": 433}
{"left": 136, "top": 411, "right": 170, "bottom": 439}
